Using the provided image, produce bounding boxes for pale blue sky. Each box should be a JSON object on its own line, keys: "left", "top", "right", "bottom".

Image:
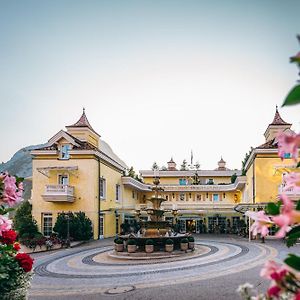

{"left": 0, "top": 1, "right": 299, "bottom": 170}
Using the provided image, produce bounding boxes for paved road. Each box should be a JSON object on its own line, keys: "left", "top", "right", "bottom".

{"left": 29, "top": 235, "right": 299, "bottom": 300}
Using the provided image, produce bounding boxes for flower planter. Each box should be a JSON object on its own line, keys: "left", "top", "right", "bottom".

{"left": 127, "top": 244, "right": 137, "bottom": 253}
{"left": 115, "top": 244, "right": 124, "bottom": 252}
{"left": 165, "top": 244, "right": 174, "bottom": 252}
{"left": 145, "top": 244, "right": 154, "bottom": 253}
{"left": 180, "top": 242, "right": 188, "bottom": 251}
{"left": 2, "top": 287, "right": 28, "bottom": 300}
{"left": 188, "top": 241, "right": 195, "bottom": 249}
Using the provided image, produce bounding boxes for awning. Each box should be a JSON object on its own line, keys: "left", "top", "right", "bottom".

{"left": 37, "top": 166, "right": 78, "bottom": 178}
{"left": 234, "top": 203, "right": 268, "bottom": 214}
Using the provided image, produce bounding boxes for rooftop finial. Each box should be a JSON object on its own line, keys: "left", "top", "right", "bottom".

{"left": 83, "top": 107, "right": 85, "bottom": 113}
{"left": 276, "top": 105, "right": 278, "bottom": 111}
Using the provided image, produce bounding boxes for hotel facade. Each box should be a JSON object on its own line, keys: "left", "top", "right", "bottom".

{"left": 31, "top": 108, "right": 299, "bottom": 239}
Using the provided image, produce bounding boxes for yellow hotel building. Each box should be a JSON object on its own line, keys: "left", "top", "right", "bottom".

{"left": 31, "top": 108, "right": 299, "bottom": 239}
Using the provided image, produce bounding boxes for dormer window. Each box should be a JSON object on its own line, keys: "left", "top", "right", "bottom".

{"left": 61, "top": 144, "right": 71, "bottom": 160}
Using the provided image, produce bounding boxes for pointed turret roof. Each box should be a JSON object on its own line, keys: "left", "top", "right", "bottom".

{"left": 168, "top": 157, "right": 175, "bottom": 163}
{"left": 66, "top": 108, "right": 99, "bottom": 136}
{"left": 219, "top": 157, "right": 225, "bottom": 163}
{"left": 269, "top": 106, "right": 291, "bottom": 126}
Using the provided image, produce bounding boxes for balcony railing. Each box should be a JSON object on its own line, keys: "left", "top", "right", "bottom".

{"left": 42, "top": 184, "right": 75, "bottom": 202}
{"left": 278, "top": 185, "right": 300, "bottom": 201}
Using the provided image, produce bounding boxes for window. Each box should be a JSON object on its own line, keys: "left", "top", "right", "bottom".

{"left": 179, "top": 178, "right": 187, "bottom": 185}
{"left": 100, "top": 178, "right": 106, "bottom": 199}
{"left": 207, "top": 179, "right": 214, "bottom": 185}
{"left": 166, "top": 195, "right": 169, "bottom": 201}
{"left": 116, "top": 184, "right": 121, "bottom": 201}
{"left": 180, "top": 193, "right": 185, "bottom": 201}
{"left": 42, "top": 213, "right": 52, "bottom": 237}
{"left": 213, "top": 194, "right": 219, "bottom": 201}
{"left": 61, "top": 144, "right": 71, "bottom": 160}
{"left": 223, "top": 193, "right": 226, "bottom": 199}
{"left": 196, "top": 194, "right": 201, "bottom": 201}
{"left": 58, "top": 175, "right": 68, "bottom": 185}
{"left": 132, "top": 191, "right": 135, "bottom": 199}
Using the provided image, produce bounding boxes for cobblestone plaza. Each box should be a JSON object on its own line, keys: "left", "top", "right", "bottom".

{"left": 29, "top": 235, "right": 300, "bottom": 300}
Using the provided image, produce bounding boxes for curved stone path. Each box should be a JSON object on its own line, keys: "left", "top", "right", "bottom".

{"left": 29, "top": 236, "right": 278, "bottom": 298}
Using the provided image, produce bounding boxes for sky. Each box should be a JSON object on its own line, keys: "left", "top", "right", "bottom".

{"left": 0, "top": 0, "right": 300, "bottom": 171}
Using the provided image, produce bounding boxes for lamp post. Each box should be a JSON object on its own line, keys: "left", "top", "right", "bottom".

{"left": 65, "top": 211, "right": 71, "bottom": 248}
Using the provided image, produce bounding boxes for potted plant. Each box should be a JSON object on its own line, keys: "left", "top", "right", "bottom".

{"left": 127, "top": 239, "right": 137, "bottom": 253}
{"left": 188, "top": 236, "right": 195, "bottom": 249}
{"left": 165, "top": 238, "right": 174, "bottom": 252}
{"left": 180, "top": 238, "right": 189, "bottom": 251}
{"left": 145, "top": 239, "right": 154, "bottom": 253}
{"left": 115, "top": 238, "right": 124, "bottom": 252}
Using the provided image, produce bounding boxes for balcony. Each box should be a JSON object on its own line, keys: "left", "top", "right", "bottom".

{"left": 42, "top": 185, "right": 75, "bottom": 202}
{"left": 278, "top": 185, "right": 300, "bottom": 200}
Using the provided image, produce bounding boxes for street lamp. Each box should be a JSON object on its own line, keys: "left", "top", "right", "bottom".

{"left": 65, "top": 211, "right": 71, "bottom": 248}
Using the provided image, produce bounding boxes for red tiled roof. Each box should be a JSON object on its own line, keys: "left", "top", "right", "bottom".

{"left": 256, "top": 138, "right": 278, "bottom": 149}
{"left": 66, "top": 108, "right": 99, "bottom": 135}
{"left": 269, "top": 107, "right": 291, "bottom": 126}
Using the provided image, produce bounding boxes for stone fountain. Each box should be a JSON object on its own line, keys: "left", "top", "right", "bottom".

{"left": 118, "top": 176, "right": 188, "bottom": 252}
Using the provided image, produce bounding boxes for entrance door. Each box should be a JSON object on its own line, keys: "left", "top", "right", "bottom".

{"left": 186, "top": 219, "right": 196, "bottom": 233}
{"left": 208, "top": 216, "right": 226, "bottom": 234}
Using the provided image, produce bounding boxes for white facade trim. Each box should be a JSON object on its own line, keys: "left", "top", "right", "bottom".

{"left": 140, "top": 170, "right": 241, "bottom": 177}
{"left": 244, "top": 148, "right": 279, "bottom": 171}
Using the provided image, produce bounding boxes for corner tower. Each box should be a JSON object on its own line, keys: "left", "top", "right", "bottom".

{"left": 66, "top": 108, "right": 100, "bottom": 147}
{"left": 264, "top": 106, "right": 292, "bottom": 142}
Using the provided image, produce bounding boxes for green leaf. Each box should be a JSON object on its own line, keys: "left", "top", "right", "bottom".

{"left": 296, "top": 200, "right": 300, "bottom": 211}
{"left": 284, "top": 254, "right": 300, "bottom": 271}
{"left": 296, "top": 161, "right": 300, "bottom": 168}
{"left": 285, "top": 226, "right": 300, "bottom": 247}
{"left": 266, "top": 202, "right": 280, "bottom": 215}
{"left": 282, "top": 85, "right": 300, "bottom": 107}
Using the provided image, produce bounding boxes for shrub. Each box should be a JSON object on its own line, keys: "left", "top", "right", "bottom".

{"left": 53, "top": 211, "right": 93, "bottom": 241}
{"left": 127, "top": 239, "right": 136, "bottom": 245}
{"left": 165, "top": 239, "right": 174, "bottom": 245}
{"left": 188, "top": 236, "right": 195, "bottom": 242}
{"left": 13, "top": 201, "right": 40, "bottom": 239}
{"left": 115, "top": 238, "right": 123, "bottom": 245}
{"left": 146, "top": 239, "right": 154, "bottom": 245}
{"left": 181, "top": 238, "right": 188, "bottom": 244}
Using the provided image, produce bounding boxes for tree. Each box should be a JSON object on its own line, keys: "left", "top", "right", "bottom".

{"left": 13, "top": 201, "right": 40, "bottom": 238}
{"left": 180, "top": 159, "right": 188, "bottom": 171}
{"left": 160, "top": 166, "right": 167, "bottom": 171}
{"left": 151, "top": 162, "right": 159, "bottom": 170}
{"left": 241, "top": 148, "right": 252, "bottom": 175}
{"left": 53, "top": 211, "right": 93, "bottom": 241}
{"left": 231, "top": 173, "right": 237, "bottom": 183}
{"left": 127, "top": 166, "right": 135, "bottom": 178}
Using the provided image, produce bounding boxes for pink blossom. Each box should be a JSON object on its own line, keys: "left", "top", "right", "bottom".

{"left": 273, "top": 214, "right": 291, "bottom": 238}
{"left": 273, "top": 194, "right": 300, "bottom": 237}
{"left": 0, "top": 173, "right": 23, "bottom": 207}
{"left": 260, "top": 261, "right": 284, "bottom": 279}
{"left": 282, "top": 172, "right": 300, "bottom": 193}
{"left": 245, "top": 210, "right": 273, "bottom": 237}
{"left": 267, "top": 285, "right": 281, "bottom": 298}
{"left": 270, "top": 269, "right": 287, "bottom": 281}
{"left": 0, "top": 215, "right": 12, "bottom": 236}
{"left": 277, "top": 132, "right": 300, "bottom": 161}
